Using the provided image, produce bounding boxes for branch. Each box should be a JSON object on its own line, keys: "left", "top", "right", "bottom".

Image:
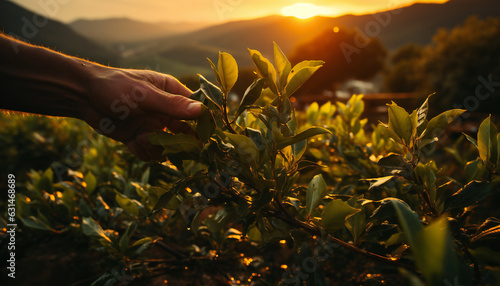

{"left": 266, "top": 206, "right": 417, "bottom": 274}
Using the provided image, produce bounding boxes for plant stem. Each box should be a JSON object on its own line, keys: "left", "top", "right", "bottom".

{"left": 266, "top": 204, "right": 418, "bottom": 274}
{"left": 222, "top": 93, "right": 237, "bottom": 134}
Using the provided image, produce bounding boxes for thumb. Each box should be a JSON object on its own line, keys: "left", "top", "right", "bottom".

{"left": 138, "top": 88, "right": 202, "bottom": 119}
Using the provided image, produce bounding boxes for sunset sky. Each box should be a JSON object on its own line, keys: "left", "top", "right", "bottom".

{"left": 11, "top": 0, "right": 448, "bottom": 23}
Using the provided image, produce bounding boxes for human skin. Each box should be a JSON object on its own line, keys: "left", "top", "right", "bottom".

{"left": 0, "top": 33, "right": 202, "bottom": 161}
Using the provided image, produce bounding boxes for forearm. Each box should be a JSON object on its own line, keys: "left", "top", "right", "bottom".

{"left": 0, "top": 33, "right": 96, "bottom": 118}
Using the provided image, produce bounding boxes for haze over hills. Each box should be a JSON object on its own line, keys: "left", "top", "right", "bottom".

{"left": 0, "top": 0, "right": 118, "bottom": 65}
{"left": 119, "top": 0, "right": 500, "bottom": 75}
{"left": 70, "top": 18, "right": 209, "bottom": 46}
{"left": 1, "top": 0, "right": 499, "bottom": 78}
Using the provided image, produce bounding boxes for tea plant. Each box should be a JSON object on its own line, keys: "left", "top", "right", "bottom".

{"left": 6, "top": 43, "right": 500, "bottom": 285}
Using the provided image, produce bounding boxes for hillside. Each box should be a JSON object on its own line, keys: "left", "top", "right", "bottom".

{"left": 0, "top": 0, "right": 117, "bottom": 65}
{"left": 124, "top": 0, "right": 500, "bottom": 74}
{"left": 70, "top": 18, "right": 208, "bottom": 45}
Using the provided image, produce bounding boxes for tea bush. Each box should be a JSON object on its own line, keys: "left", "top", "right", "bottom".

{"left": 3, "top": 43, "right": 500, "bottom": 285}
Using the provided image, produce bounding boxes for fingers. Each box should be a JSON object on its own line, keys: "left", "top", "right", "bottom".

{"left": 162, "top": 75, "right": 192, "bottom": 97}
{"left": 137, "top": 87, "right": 202, "bottom": 120}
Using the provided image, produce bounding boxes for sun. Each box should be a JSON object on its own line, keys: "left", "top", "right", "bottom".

{"left": 281, "top": 3, "right": 328, "bottom": 19}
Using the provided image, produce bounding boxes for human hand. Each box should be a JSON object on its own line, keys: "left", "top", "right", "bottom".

{"left": 80, "top": 66, "right": 202, "bottom": 161}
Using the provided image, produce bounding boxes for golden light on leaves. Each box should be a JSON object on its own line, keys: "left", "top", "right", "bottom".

{"left": 281, "top": 3, "right": 332, "bottom": 19}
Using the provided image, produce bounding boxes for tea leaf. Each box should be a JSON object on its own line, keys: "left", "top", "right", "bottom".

{"left": 236, "top": 78, "right": 265, "bottom": 118}
{"left": 273, "top": 42, "right": 291, "bottom": 91}
{"left": 463, "top": 132, "right": 478, "bottom": 149}
{"left": 284, "top": 60, "right": 324, "bottom": 98}
{"left": 149, "top": 132, "right": 201, "bottom": 154}
{"left": 218, "top": 52, "right": 238, "bottom": 93}
{"left": 477, "top": 115, "right": 498, "bottom": 166}
{"left": 84, "top": 171, "right": 97, "bottom": 194}
{"left": 420, "top": 109, "right": 465, "bottom": 143}
{"left": 249, "top": 48, "right": 278, "bottom": 94}
{"left": 119, "top": 222, "right": 138, "bottom": 252}
{"left": 199, "top": 74, "right": 223, "bottom": 110}
{"left": 364, "top": 176, "right": 395, "bottom": 190}
{"left": 322, "top": 199, "right": 360, "bottom": 232}
{"left": 197, "top": 105, "right": 216, "bottom": 142}
{"left": 225, "top": 132, "right": 260, "bottom": 167}
{"left": 276, "top": 127, "right": 330, "bottom": 150}
{"left": 82, "top": 217, "right": 111, "bottom": 243}
{"left": 417, "top": 93, "right": 432, "bottom": 128}
{"left": 306, "top": 174, "right": 328, "bottom": 215}
{"left": 387, "top": 102, "right": 413, "bottom": 145}
{"left": 116, "top": 193, "right": 140, "bottom": 216}
{"left": 444, "top": 181, "right": 491, "bottom": 211}
{"left": 207, "top": 57, "right": 222, "bottom": 88}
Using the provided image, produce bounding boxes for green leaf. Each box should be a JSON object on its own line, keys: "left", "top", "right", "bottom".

{"left": 420, "top": 109, "right": 465, "bottom": 142}
{"left": 84, "top": 171, "right": 97, "bottom": 194}
{"left": 197, "top": 105, "right": 216, "bottom": 142}
{"left": 130, "top": 237, "right": 154, "bottom": 255}
{"left": 284, "top": 60, "right": 324, "bottom": 98}
{"left": 152, "top": 175, "right": 204, "bottom": 211}
{"left": 415, "top": 162, "right": 437, "bottom": 203}
{"left": 119, "top": 222, "right": 138, "bottom": 252}
{"left": 276, "top": 127, "right": 330, "bottom": 150}
{"left": 149, "top": 132, "right": 201, "bottom": 154}
{"left": 410, "top": 109, "right": 419, "bottom": 141}
{"left": 82, "top": 217, "right": 111, "bottom": 243}
{"left": 115, "top": 193, "right": 140, "bottom": 217}
{"left": 417, "top": 94, "right": 431, "bottom": 127}
{"left": 131, "top": 237, "right": 153, "bottom": 248}
{"left": 218, "top": 52, "right": 238, "bottom": 93}
{"left": 370, "top": 198, "right": 410, "bottom": 222}
{"left": 346, "top": 94, "right": 365, "bottom": 119}
{"left": 152, "top": 190, "right": 176, "bottom": 211}
{"left": 141, "top": 167, "right": 150, "bottom": 185}
{"left": 379, "top": 121, "right": 403, "bottom": 144}
{"left": 391, "top": 199, "right": 423, "bottom": 250}
{"left": 322, "top": 199, "right": 361, "bottom": 233}
{"left": 306, "top": 174, "right": 328, "bottom": 215}
{"left": 477, "top": 115, "right": 498, "bottom": 166}
{"left": 413, "top": 217, "right": 465, "bottom": 285}
{"left": 377, "top": 153, "right": 412, "bottom": 171}
{"left": 444, "top": 181, "right": 491, "bottom": 211}
{"left": 207, "top": 57, "right": 222, "bottom": 88}
{"left": 363, "top": 176, "right": 394, "bottom": 190}
{"left": 248, "top": 48, "right": 278, "bottom": 94}
{"left": 198, "top": 74, "right": 223, "bottom": 110}
{"left": 20, "top": 216, "right": 54, "bottom": 232}
{"left": 464, "top": 159, "right": 487, "bottom": 181}
{"left": 346, "top": 210, "right": 366, "bottom": 243}
{"left": 236, "top": 78, "right": 265, "bottom": 118}
{"left": 318, "top": 101, "right": 336, "bottom": 121}
{"left": 463, "top": 132, "right": 478, "bottom": 149}
{"left": 291, "top": 140, "right": 307, "bottom": 161}
{"left": 306, "top": 102, "right": 319, "bottom": 124}
{"left": 224, "top": 132, "right": 260, "bottom": 166}
{"left": 387, "top": 102, "right": 413, "bottom": 145}
{"left": 472, "top": 218, "right": 500, "bottom": 244}
{"left": 497, "top": 133, "right": 500, "bottom": 166}
{"left": 273, "top": 42, "right": 291, "bottom": 92}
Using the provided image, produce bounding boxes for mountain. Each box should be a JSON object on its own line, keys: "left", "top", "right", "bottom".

{"left": 159, "top": 0, "right": 500, "bottom": 54}
{"left": 125, "top": 0, "right": 500, "bottom": 74}
{"left": 0, "top": 0, "right": 117, "bottom": 65}
{"left": 70, "top": 18, "right": 208, "bottom": 45}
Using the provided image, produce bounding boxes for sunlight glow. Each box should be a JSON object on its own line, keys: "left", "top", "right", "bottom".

{"left": 281, "top": 3, "right": 332, "bottom": 19}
